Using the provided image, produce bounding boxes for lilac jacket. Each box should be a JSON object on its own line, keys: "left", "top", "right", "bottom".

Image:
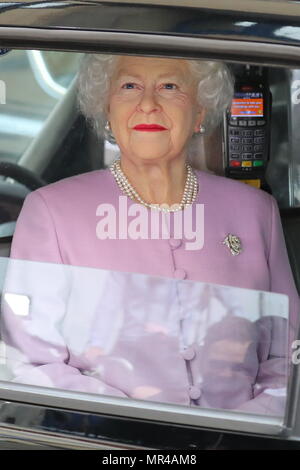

{"left": 1, "top": 168, "right": 299, "bottom": 415}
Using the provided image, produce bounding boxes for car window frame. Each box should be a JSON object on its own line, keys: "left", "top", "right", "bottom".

{"left": 1, "top": 14, "right": 300, "bottom": 444}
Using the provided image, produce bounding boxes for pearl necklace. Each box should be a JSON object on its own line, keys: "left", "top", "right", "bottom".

{"left": 109, "top": 159, "right": 198, "bottom": 212}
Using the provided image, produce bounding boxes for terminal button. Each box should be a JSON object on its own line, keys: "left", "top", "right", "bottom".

{"left": 229, "top": 129, "right": 240, "bottom": 136}
{"left": 230, "top": 137, "right": 241, "bottom": 144}
{"left": 242, "top": 138, "right": 253, "bottom": 144}
{"left": 242, "top": 153, "right": 252, "bottom": 160}
{"left": 243, "top": 130, "right": 253, "bottom": 137}
{"left": 230, "top": 144, "right": 241, "bottom": 152}
{"left": 230, "top": 161, "right": 241, "bottom": 167}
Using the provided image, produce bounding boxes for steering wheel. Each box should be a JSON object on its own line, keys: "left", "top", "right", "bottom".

{"left": 0, "top": 161, "right": 46, "bottom": 191}
{"left": 0, "top": 162, "right": 47, "bottom": 236}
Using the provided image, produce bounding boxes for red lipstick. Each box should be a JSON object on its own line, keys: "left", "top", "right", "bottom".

{"left": 133, "top": 124, "right": 167, "bottom": 131}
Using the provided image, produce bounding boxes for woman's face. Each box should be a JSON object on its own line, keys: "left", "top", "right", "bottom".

{"left": 107, "top": 56, "right": 205, "bottom": 163}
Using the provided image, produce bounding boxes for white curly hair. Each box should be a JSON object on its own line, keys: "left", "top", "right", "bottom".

{"left": 76, "top": 53, "right": 234, "bottom": 161}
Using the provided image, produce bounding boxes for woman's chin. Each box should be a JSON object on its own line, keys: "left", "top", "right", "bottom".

{"left": 127, "top": 144, "right": 172, "bottom": 161}
{"left": 130, "top": 152, "right": 171, "bottom": 162}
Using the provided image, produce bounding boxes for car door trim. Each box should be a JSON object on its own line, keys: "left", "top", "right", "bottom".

{"left": 0, "top": 28, "right": 300, "bottom": 67}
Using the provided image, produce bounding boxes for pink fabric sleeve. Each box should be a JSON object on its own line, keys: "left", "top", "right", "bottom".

{"left": 235, "top": 316, "right": 289, "bottom": 415}
{"left": 268, "top": 195, "right": 300, "bottom": 350}
{"left": 9, "top": 190, "right": 64, "bottom": 264}
{"left": 0, "top": 190, "right": 128, "bottom": 398}
{"left": 235, "top": 196, "right": 300, "bottom": 415}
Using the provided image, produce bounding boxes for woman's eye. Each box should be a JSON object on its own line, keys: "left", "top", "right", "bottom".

{"left": 163, "top": 83, "right": 178, "bottom": 90}
{"left": 121, "top": 82, "right": 137, "bottom": 89}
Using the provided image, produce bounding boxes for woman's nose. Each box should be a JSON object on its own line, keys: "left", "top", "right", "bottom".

{"left": 136, "top": 88, "right": 161, "bottom": 113}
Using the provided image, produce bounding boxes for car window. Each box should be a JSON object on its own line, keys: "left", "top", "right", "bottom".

{"left": 0, "top": 48, "right": 299, "bottom": 441}
{"left": 0, "top": 50, "right": 81, "bottom": 163}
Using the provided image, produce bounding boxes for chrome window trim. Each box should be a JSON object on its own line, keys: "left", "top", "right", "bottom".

{"left": 1, "top": 0, "right": 300, "bottom": 46}
{"left": 1, "top": 28, "right": 300, "bottom": 68}
{"left": 0, "top": 381, "right": 286, "bottom": 436}
{"left": 0, "top": 423, "right": 149, "bottom": 449}
{"left": 79, "top": 0, "right": 300, "bottom": 18}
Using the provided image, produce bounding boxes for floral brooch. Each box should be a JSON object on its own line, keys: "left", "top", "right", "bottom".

{"left": 222, "top": 234, "right": 242, "bottom": 256}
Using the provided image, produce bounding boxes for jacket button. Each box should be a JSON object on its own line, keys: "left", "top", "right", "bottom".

{"left": 188, "top": 385, "right": 202, "bottom": 400}
{"left": 181, "top": 345, "right": 196, "bottom": 361}
{"left": 169, "top": 238, "right": 182, "bottom": 249}
{"left": 174, "top": 268, "right": 187, "bottom": 279}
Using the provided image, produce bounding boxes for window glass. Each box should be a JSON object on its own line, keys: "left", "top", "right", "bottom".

{"left": 0, "top": 50, "right": 81, "bottom": 163}
{"left": 0, "top": 257, "right": 290, "bottom": 419}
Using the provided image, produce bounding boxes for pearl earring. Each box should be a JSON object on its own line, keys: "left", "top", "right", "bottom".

{"left": 193, "top": 124, "right": 206, "bottom": 137}
{"left": 104, "top": 121, "right": 117, "bottom": 144}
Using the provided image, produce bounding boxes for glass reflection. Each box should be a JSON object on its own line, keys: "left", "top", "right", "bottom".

{"left": 0, "top": 257, "right": 289, "bottom": 416}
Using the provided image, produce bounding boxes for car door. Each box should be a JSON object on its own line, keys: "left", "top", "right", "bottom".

{"left": 0, "top": 0, "right": 300, "bottom": 451}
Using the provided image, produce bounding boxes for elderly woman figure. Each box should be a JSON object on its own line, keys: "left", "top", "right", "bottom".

{"left": 1, "top": 54, "right": 299, "bottom": 415}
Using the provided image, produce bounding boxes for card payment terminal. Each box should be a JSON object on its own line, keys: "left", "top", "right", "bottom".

{"left": 223, "top": 66, "right": 272, "bottom": 191}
